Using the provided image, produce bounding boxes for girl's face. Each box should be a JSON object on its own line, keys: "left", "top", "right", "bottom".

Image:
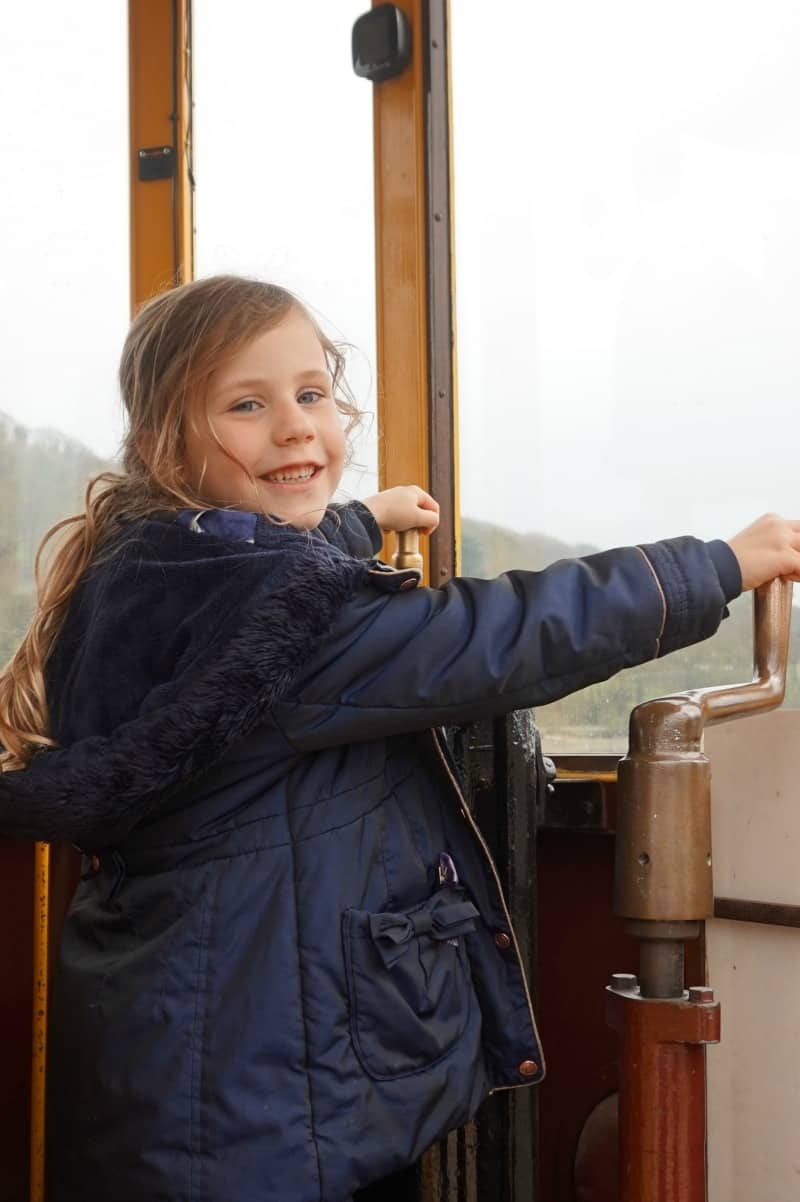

{"left": 184, "top": 308, "right": 346, "bottom": 528}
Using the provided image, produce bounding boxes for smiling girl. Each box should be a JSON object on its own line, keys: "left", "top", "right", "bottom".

{"left": 1, "top": 275, "right": 799, "bottom": 1202}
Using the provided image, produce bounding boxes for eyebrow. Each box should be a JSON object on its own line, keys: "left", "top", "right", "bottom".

{"left": 215, "top": 368, "right": 332, "bottom": 395}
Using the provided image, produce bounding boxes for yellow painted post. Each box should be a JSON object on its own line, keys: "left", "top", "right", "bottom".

{"left": 371, "top": 0, "right": 431, "bottom": 579}
{"left": 129, "top": 0, "right": 195, "bottom": 311}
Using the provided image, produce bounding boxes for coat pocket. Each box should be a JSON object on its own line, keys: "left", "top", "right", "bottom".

{"left": 343, "top": 885, "right": 478, "bottom": 1080}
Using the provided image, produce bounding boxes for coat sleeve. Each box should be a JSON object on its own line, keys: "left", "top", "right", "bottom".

{"left": 316, "top": 501, "right": 382, "bottom": 558}
{"left": 272, "top": 537, "right": 729, "bottom": 751}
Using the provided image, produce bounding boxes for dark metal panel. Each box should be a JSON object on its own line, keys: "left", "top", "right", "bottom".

{"left": 423, "top": 0, "right": 456, "bottom": 586}
{"left": 445, "top": 712, "right": 541, "bottom": 1202}
{"left": 0, "top": 839, "right": 34, "bottom": 1202}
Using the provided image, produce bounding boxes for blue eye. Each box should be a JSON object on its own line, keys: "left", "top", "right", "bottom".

{"left": 232, "top": 398, "right": 262, "bottom": 413}
{"left": 298, "top": 389, "right": 324, "bottom": 406}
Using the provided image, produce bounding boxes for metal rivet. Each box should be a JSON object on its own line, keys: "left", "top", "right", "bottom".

{"left": 638, "top": 852, "right": 650, "bottom": 867}
{"left": 89, "top": 854, "right": 101, "bottom": 874}
{"left": 494, "top": 931, "right": 512, "bottom": 950}
{"left": 519, "top": 1059, "right": 539, "bottom": 1077}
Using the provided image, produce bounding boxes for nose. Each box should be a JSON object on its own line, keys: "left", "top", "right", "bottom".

{"left": 271, "top": 397, "right": 315, "bottom": 445}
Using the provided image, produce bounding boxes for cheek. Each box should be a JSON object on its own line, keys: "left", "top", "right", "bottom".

{"left": 181, "top": 428, "right": 205, "bottom": 480}
{"left": 329, "top": 422, "right": 347, "bottom": 474}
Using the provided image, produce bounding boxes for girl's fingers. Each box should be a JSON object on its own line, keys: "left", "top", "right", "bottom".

{"left": 415, "top": 490, "right": 439, "bottom": 514}
{"left": 416, "top": 508, "right": 440, "bottom": 531}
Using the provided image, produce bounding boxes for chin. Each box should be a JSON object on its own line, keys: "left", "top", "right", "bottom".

{"left": 286, "top": 510, "right": 326, "bottom": 531}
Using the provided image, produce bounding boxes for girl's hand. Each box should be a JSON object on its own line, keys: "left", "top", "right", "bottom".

{"left": 728, "top": 513, "right": 800, "bottom": 591}
{"left": 364, "top": 486, "right": 440, "bottom": 534}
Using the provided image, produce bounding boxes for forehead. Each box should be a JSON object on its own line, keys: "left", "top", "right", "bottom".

{"left": 212, "top": 308, "right": 329, "bottom": 391}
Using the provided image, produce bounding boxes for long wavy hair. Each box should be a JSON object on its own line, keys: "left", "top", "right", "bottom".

{"left": 0, "top": 275, "right": 361, "bottom": 771}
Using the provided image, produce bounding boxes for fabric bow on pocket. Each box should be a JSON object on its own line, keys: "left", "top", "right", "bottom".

{"left": 368, "top": 887, "right": 479, "bottom": 970}
{"left": 343, "top": 883, "right": 479, "bottom": 1080}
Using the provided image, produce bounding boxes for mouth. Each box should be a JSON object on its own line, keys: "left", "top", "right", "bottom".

{"left": 259, "top": 463, "right": 323, "bottom": 487}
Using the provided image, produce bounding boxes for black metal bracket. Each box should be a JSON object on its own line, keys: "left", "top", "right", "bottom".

{"left": 351, "top": 5, "right": 412, "bottom": 82}
{"left": 137, "top": 146, "right": 175, "bottom": 182}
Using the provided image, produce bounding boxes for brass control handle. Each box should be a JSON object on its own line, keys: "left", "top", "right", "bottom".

{"left": 700, "top": 577, "right": 793, "bottom": 724}
{"left": 616, "top": 578, "right": 793, "bottom": 925}
{"left": 629, "top": 578, "right": 793, "bottom": 755}
{"left": 393, "top": 529, "right": 424, "bottom": 573}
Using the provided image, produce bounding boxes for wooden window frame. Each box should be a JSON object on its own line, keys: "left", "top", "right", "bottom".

{"left": 129, "top": 0, "right": 194, "bottom": 313}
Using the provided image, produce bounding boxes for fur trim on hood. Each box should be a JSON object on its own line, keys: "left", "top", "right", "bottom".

{"left": 0, "top": 515, "right": 372, "bottom": 847}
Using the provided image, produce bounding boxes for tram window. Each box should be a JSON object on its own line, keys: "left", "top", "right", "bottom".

{"left": 0, "top": 2, "right": 128, "bottom": 662}
{"left": 193, "top": 0, "right": 378, "bottom": 502}
{"left": 451, "top": 0, "right": 800, "bottom": 752}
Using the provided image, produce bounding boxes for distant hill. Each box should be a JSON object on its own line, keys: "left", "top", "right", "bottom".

{"left": 462, "top": 515, "right": 597, "bottom": 577}
{"left": 0, "top": 412, "right": 113, "bottom": 663}
{"left": 1, "top": 414, "right": 798, "bottom": 749}
{"left": 0, "top": 410, "right": 113, "bottom": 597}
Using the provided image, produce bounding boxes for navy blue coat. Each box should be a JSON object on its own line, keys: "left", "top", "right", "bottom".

{"left": 0, "top": 504, "right": 736, "bottom": 1201}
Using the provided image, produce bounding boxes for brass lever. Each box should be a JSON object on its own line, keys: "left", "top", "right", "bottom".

{"left": 629, "top": 578, "right": 793, "bottom": 758}
{"left": 615, "top": 578, "right": 793, "bottom": 992}
{"left": 393, "top": 529, "right": 424, "bottom": 573}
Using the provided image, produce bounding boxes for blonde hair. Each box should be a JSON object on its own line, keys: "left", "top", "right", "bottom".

{"left": 0, "top": 274, "right": 361, "bottom": 771}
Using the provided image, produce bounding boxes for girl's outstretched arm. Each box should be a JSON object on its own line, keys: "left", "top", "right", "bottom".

{"left": 272, "top": 536, "right": 728, "bottom": 750}
{"left": 273, "top": 515, "right": 800, "bottom": 752}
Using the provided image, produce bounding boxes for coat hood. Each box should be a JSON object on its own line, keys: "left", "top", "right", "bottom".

{"left": 0, "top": 514, "right": 375, "bottom": 847}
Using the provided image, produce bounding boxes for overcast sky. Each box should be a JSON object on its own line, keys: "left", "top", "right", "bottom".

{"left": 2, "top": 0, "right": 799, "bottom": 551}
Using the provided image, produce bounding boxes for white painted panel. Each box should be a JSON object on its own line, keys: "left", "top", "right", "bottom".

{"left": 706, "top": 712, "right": 800, "bottom": 1201}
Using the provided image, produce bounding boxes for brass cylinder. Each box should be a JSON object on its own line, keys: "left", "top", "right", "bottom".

{"left": 614, "top": 755, "right": 713, "bottom": 921}
{"left": 393, "top": 529, "right": 424, "bottom": 572}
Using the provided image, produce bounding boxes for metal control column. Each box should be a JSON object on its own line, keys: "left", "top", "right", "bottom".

{"left": 610, "top": 579, "right": 792, "bottom": 1202}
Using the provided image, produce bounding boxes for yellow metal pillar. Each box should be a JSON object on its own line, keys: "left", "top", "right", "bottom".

{"left": 371, "top": 0, "right": 459, "bottom": 585}
{"left": 129, "top": 0, "right": 194, "bottom": 312}
{"left": 371, "top": 0, "right": 432, "bottom": 579}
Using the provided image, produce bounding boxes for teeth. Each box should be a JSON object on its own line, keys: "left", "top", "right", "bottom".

{"left": 265, "top": 467, "right": 316, "bottom": 483}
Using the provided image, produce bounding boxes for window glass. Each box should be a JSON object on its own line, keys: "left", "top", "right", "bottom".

{"left": 0, "top": 3, "right": 128, "bottom": 663}
{"left": 193, "top": 0, "right": 378, "bottom": 502}
{"left": 452, "top": 0, "right": 800, "bottom": 751}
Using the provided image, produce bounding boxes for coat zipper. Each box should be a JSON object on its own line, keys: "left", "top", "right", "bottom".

{"left": 429, "top": 729, "right": 546, "bottom": 1088}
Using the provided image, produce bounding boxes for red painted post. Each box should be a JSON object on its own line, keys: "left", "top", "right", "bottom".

{"left": 607, "top": 981, "right": 720, "bottom": 1202}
